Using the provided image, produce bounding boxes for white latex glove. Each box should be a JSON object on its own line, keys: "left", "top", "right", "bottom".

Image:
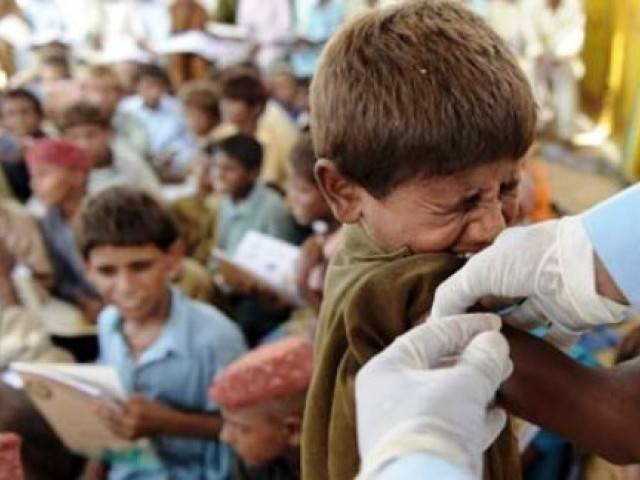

{"left": 356, "top": 314, "right": 512, "bottom": 480}
{"left": 431, "top": 217, "right": 630, "bottom": 347}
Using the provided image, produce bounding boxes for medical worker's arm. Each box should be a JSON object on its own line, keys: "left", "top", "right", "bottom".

{"left": 501, "top": 325, "right": 640, "bottom": 464}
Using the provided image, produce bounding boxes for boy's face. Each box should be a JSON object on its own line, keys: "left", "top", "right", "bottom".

{"left": 39, "top": 65, "right": 67, "bottom": 86}
{"left": 1, "top": 99, "right": 41, "bottom": 137}
{"left": 317, "top": 159, "right": 522, "bottom": 254}
{"left": 83, "top": 77, "right": 122, "bottom": 117}
{"left": 220, "top": 406, "right": 299, "bottom": 468}
{"left": 29, "top": 162, "right": 86, "bottom": 207}
{"left": 287, "top": 172, "right": 332, "bottom": 226}
{"left": 86, "top": 244, "right": 180, "bottom": 322}
{"left": 138, "top": 77, "right": 166, "bottom": 109}
{"left": 270, "top": 74, "right": 298, "bottom": 107}
{"left": 209, "top": 151, "right": 257, "bottom": 197}
{"left": 184, "top": 106, "right": 216, "bottom": 137}
{"left": 65, "top": 125, "right": 111, "bottom": 165}
{"left": 220, "top": 98, "right": 259, "bottom": 126}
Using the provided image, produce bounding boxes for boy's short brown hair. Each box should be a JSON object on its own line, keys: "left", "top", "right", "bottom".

{"left": 220, "top": 71, "right": 269, "bottom": 110}
{"left": 60, "top": 101, "right": 110, "bottom": 131}
{"left": 179, "top": 80, "right": 221, "bottom": 121}
{"left": 311, "top": 0, "right": 536, "bottom": 198}
{"left": 75, "top": 186, "right": 179, "bottom": 259}
{"left": 83, "top": 65, "right": 124, "bottom": 91}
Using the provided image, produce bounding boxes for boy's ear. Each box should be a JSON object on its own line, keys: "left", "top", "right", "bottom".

{"left": 314, "top": 159, "right": 362, "bottom": 224}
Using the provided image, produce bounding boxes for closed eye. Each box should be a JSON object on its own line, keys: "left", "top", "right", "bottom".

{"left": 459, "top": 192, "right": 482, "bottom": 212}
{"left": 500, "top": 179, "right": 520, "bottom": 195}
{"left": 96, "top": 266, "right": 116, "bottom": 276}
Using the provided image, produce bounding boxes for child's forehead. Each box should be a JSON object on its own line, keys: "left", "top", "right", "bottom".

{"left": 399, "top": 160, "right": 521, "bottom": 193}
{"left": 2, "top": 98, "right": 36, "bottom": 111}
{"left": 87, "top": 244, "right": 163, "bottom": 264}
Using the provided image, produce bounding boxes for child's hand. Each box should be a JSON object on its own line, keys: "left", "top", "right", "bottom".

{"left": 221, "top": 265, "right": 257, "bottom": 295}
{"left": 294, "top": 235, "right": 325, "bottom": 313}
{"left": 98, "top": 395, "right": 172, "bottom": 440}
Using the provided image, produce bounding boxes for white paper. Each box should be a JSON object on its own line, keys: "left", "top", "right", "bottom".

{"left": 212, "top": 231, "right": 304, "bottom": 307}
{"left": 8, "top": 363, "right": 158, "bottom": 462}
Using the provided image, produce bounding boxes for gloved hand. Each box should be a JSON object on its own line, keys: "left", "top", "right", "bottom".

{"left": 431, "top": 216, "right": 630, "bottom": 347}
{"left": 356, "top": 314, "right": 512, "bottom": 479}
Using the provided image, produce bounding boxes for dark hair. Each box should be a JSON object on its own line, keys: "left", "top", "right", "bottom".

{"left": 208, "top": 133, "right": 263, "bottom": 172}
{"left": 40, "top": 55, "right": 71, "bottom": 78}
{"left": 75, "top": 186, "right": 180, "bottom": 259}
{"left": 179, "top": 81, "right": 220, "bottom": 120}
{"left": 60, "top": 102, "right": 110, "bottom": 131}
{"left": 134, "top": 63, "right": 171, "bottom": 89}
{"left": 220, "top": 72, "right": 269, "bottom": 109}
{"left": 311, "top": 0, "right": 537, "bottom": 198}
{"left": 0, "top": 89, "right": 43, "bottom": 118}
{"left": 289, "top": 132, "right": 316, "bottom": 183}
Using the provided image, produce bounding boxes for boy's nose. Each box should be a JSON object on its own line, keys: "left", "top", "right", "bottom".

{"left": 469, "top": 203, "right": 506, "bottom": 247}
{"left": 114, "top": 271, "right": 136, "bottom": 296}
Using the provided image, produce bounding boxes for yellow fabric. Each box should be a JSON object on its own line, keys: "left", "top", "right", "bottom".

{"left": 257, "top": 101, "right": 299, "bottom": 188}
{"left": 301, "top": 224, "right": 520, "bottom": 480}
{"left": 0, "top": 200, "right": 53, "bottom": 288}
{"left": 174, "top": 257, "right": 215, "bottom": 304}
{"left": 0, "top": 169, "right": 13, "bottom": 200}
{"left": 171, "top": 194, "right": 220, "bottom": 265}
{"left": 581, "top": 0, "right": 640, "bottom": 177}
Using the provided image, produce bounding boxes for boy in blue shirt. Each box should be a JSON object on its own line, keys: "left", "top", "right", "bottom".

{"left": 76, "top": 186, "right": 247, "bottom": 479}
{"left": 207, "top": 133, "right": 303, "bottom": 346}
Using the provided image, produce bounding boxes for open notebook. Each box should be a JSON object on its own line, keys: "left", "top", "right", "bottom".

{"left": 211, "top": 231, "right": 305, "bottom": 307}
{"left": 6, "top": 363, "right": 159, "bottom": 466}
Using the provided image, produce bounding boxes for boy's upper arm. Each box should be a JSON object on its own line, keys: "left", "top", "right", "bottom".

{"left": 342, "top": 259, "right": 459, "bottom": 366}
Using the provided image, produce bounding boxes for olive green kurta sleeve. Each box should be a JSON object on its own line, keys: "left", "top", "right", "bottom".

{"left": 302, "top": 224, "right": 520, "bottom": 480}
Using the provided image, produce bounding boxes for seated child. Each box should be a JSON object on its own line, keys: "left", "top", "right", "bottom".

{"left": 0, "top": 89, "right": 46, "bottom": 202}
{"left": 210, "top": 335, "right": 313, "bottom": 480}
{"left": 25, "top": 139, "right": 103, "bottom": 325}
{"left": 266, "top": 65, "right": 301, "bottom": 122}
{"left": 220, "top": 71, "right": 298, "bottom": 189}
{"left": 178, "top": 80, "right": 227, "bottom": 147}
{"left": 61, "top": 101, "right": 161, "bottom": 194}
{"left": 118, "top": 64, "right": 195, "bottom": 179}
{"left": 208, "top": 133, "right": 303, "bottom": 346}
{"left": 209, "top": 133, "right": 301, "bottom": 255}
{"left": 81, "top": 65, "right": 150, "bottom": 160}
{"left": 287, "top": 132, "right": 339, "bottom": 314}
{"left": 76, "top": 186, "right": 247, "bottom": 479}
{"left": 302, "top": 2, "right": 536, "bottom": 479}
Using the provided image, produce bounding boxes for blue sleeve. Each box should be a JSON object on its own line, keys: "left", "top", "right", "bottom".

{"left": 582, "top": 184, "right": 640, "bottom": 307}
{"left": 375, "top": 453, "right": 471, "bottom": 480}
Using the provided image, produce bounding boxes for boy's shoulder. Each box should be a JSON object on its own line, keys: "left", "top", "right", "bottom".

{"left": 97, "top": 291, "right": 245, "bottom": 349}
{"left": 179, "top": 294, "right": 243, "bottom": 341}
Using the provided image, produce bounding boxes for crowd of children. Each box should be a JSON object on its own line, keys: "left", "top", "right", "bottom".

{"left": 0, "top": 1, "right": 615, "bottom": 480}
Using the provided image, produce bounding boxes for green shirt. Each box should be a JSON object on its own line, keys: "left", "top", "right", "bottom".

{"left": 301, "top": 224, "right": 520, "bottom": 480}
{"left": 216, "top": 183, "right": 300, "bottom": 255}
